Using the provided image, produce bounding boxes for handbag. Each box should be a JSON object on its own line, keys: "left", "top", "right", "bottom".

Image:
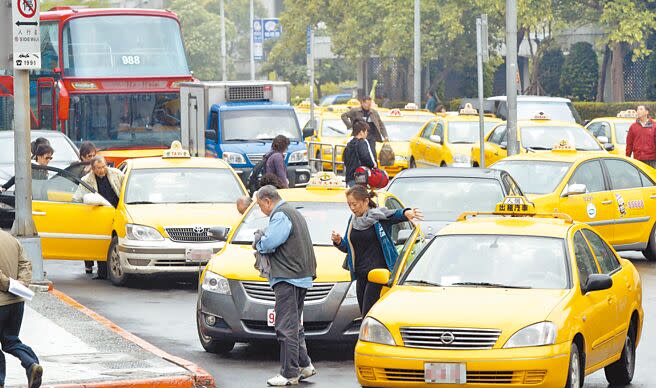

{"left": 379, "top": 141, "right": 395, "bottom": 167}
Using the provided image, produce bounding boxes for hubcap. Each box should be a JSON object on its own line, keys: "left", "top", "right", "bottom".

{"left": 570, "top": 350, "right": 580, "bottom": 388}
{"left": 110, "top": 245, "right": 122, "bottom": 278}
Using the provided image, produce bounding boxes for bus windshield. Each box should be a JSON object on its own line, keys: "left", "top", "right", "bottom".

{"left": 66, "top": 92, "right": 181, "bottom": 149}
{"left": 62, "top": 15, "right": 189, "bottom": 77}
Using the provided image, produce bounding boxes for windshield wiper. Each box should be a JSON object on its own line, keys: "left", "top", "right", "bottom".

{"left": 451, "top": 281, "right": 531, "bottom": 289}
{"left": 449, "top": 141, "right": 474, "bottom": 144}
{"left": 227, "top": 138, "right": 260, "bottom": 142}
{"left": 176, "top": 201, "right": 209, "bottom": 204}
{"left": 125, "top": 201, "right": 156, "bottom": 205}
{"left": 404, "top": 279, "right": 442, "bottom": 287}
{"left": 525, "top": 146, "right": 551, "bottom": 150}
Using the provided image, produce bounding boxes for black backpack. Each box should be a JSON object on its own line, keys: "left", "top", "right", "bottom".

{"left": 246, "top": 154, "right": 270, "bottom": 195}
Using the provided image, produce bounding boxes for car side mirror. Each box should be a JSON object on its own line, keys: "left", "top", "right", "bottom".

{"left": 499, "top": 142, "right": 507, "bottom": 150}
{"left": 82, "top": 192, "right": 110, "bottom": 206}
{"left": 208, "top": 226, "right": 229, "bottom": 242}
{"left": 302, "top": 127, "right": 314, "bottom": 139}
{"left": 563, "top": 183, "right": 587, "bottom": 197}
{"left": 603, "top": 143, "right": 615, "bottom": 152}
{"left": 583, "top": 119, "right": 591, "bottom": 126}
{"left": 597, "top": 135, "right": 609, "bottom": 144}
{"left": 583, "top": 274, "right": 612, "bottom": 294}
{"left": 205, "top": 129, "right": 218, "bottom": 142}
{"left": 429, "top": 135, "right": 442, "bottom": 144}
{"left": 394, "top": 229, "right": 413, "bottom": 245}
{"left": 368, "top": 268, "right": 391, "bottom": 285}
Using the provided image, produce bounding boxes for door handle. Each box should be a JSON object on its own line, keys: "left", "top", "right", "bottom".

{"left": 607, "top": 296, "right": 614, "bottom": 304}
{"left": 650, "top": 194, "right": 656, "bottom": 199}
{"left": 626, "top": 282, "right": 632, "bottom": 291}
{"left": 601, "top": 200, "right": 613, "bottom": 205}
{"left": 32, "top": 211, "right": 46, "bottom": 216}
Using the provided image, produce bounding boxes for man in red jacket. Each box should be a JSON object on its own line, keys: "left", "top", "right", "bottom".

{"left": 626, "top": 105, "right": 656, "bottom": 168}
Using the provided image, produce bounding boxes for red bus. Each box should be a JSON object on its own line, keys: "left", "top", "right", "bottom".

{"left": 31, "top": 7, "right": 193, "bottom": 164}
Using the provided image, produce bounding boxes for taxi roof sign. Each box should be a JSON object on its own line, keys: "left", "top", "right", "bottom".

{"left": 531, "top": 112, "right": 550, "bottom": 120}
{"left": 162, "top": 141, "right": 191, "bottom": 159}
{"left": 307, "top": 172, "right": 345, "bottom": 190}
{"left": 459, "top": 103, "right": 478, "bottom": 116}
{"left": 347, "top": 99, "right": 360, "bottom": 107}
{"left": 388, "top": 109, "right": 403, "bottom": 117}
{"left": 457, "top": 195, "right": 573, "bottom": 223}
{"left": 404, "top": 103, "right": 419, "bottom": 110}
{"left": 617, "top": 109, "right": 638, "bottom": 118}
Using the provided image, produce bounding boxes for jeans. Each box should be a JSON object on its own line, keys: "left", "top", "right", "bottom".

{"left": 273, "top": 282, "right": 312, "bottom": 379}
{"left": 356, "top": 274, "right": 384, "bottom": 317}
{"left": 0, "top": 302, "right": 39, "bottom": 385}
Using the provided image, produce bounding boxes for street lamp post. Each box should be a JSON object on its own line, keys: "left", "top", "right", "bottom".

{"left": 505, "top": 0, "right": 519, "bottom": 155}
{"left": 220, "top": 0, "right": 227, "bottom": 81}
{"left": 413, "top": 0, "right": 421, "bottom": 106}
{"left": 249, "top": 0, "right": 255, "bottom": 80}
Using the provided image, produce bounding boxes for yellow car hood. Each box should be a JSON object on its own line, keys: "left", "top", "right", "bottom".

{"left": 125, "top": 203, "right": 241, "bottom": 233}
{"left": 372, "top": 286, "right": 570, "bottom": 329}
{"left": 206, "top": 244, "right": 351, "bottom": 282}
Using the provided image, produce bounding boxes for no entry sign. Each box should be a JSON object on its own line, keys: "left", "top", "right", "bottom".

{"left": 12, "top": 0, "right": 41, "bottom": 70}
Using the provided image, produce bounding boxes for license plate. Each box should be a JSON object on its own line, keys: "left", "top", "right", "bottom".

{"left": 424, "top": 363, "right": 466, "bottom": 384}
{"left": 185, "top": 248, "right": 213, "bottom": 263}
{"left": 266, "top": 308, "right": 303, "bottom": 327}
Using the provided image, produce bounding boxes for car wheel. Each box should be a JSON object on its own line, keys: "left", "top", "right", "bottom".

{"left": 604, "top": 324, "right": 636, "bottom": 385}
{"left": 96, "top": 261, "right": 108, "bottom": 279}
{"left": 642, "top": 223, "right": 656, "bottom": 261}
{"left": 196, "top": 310, "right": 235, "bottom": 353}
{"left": 564, "top": 342, "right": 582, "bottom": 388}
{"left": 107, "top": 236, "right": 130, "bottom": 287}
{"left": 409, "top": 158, "right": 416, "bottom": 169}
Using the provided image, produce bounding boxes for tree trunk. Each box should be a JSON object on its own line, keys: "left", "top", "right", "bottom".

{"left": 314, "top": 79, "right": 323, "bottom": 100}
{"left": 611, "top": 43, "right": 625, "bottom": 102}
{"left": 597, "top": 45, "right": 610, "bottom": 102}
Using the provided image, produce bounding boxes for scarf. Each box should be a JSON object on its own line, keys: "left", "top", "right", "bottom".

{"left": 351, "top": 207, "right": 397, "bottom": 231}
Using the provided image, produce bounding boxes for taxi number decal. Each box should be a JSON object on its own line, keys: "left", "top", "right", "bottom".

{"left": 627, "top": 200, "right": 644, "bottom": 209}
{"left": 267, "top": 308, "right": 303, "bottom": 327}
{"left": 587, "top": 203, "right": 597, "bottom": 219}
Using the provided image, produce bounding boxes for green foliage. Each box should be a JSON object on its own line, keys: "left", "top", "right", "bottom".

{"left": 560, "top": 42, "right": 598, "bottom": 102}
{"left": 599, "top": 0, "right": 656, "bottom": 60}
{"left": 538, "top": 47, "right": 564, "bottom": 96}
{"left": 42, "top": 0, "right": 110, "bottom": 10}
{"left": 290, "top": 82, "right": 351, "bottom": 102}
{"left": 574, "top": 101, "right": 656, "bottom": 121}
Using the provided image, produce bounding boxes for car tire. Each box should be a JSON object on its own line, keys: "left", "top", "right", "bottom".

{"left": 642, "top": 223, "right": 656, "bottom": 261}
{"left": 107, "top": 236, "right": 130, "bottom": 287}
{"left": 196, "top": 311, "right": 235, "bottom": 353}
{"left": 96, "top": 261, "right": 108, "bottom": 279}
{"left": 564, "top": 342, "right": 582, "bottom": 388}
{"left": 604, "top": 324, "right": 636, "bottom": 385}
{"left": 409, "top": 158, "right": 416, "bottom": 169}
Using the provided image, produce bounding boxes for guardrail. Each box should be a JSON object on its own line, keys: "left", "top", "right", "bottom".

{"left": 307, "top": 141, "right": 346, "bottom": 174}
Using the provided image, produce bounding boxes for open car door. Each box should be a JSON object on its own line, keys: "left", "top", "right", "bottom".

{"left": 377, "top": 226, "right": 429, "bottom": 297}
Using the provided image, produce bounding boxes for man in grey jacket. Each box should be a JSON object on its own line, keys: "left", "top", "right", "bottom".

{"left": 341, "top": 96, "right": 389, "bottom": 162}
{"left": 0, "top": 231, "right": 42, "bottom": 388}
{"left": 255, "top": 186, "right": 317, "bottom": 386}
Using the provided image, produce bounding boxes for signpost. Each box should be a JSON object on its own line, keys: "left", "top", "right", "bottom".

{"left": 13, "top": 0, "right": 41, "bottom": 70}
{"left": 476, "top": 14, "right": 488, "bottom": 168}
{"left": 252, "top": 19, "right": 264, "bottom": 62}
{"left": 262, "top": 18, "right": 281, "bottom": 41}
{"left": 307, "top": 25, "right": 315, "bottom": 132}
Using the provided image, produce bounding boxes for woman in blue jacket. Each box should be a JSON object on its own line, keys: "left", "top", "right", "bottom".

{"left": 331, "top": 185, "right": 422, "bottom": 316}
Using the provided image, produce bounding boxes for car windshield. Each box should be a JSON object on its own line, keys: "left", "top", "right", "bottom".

{"left": 448, "top": 121, "right": 499, "bottom": 143}
{"left": 295, "top": 112, "right": 311, "bottom": 129}
{"left": 62, "top": 15, "right": 189, "bottom": 77}
{"left": 493, "top": 160, "right": 571, "bottom": 195}
{"left": 517, "top": 101, "right": 577, "bottom": 122}
{"left": 387, "top": 177, "right": 504, "bottom": 220}
{"left": 124, "top": 168, "right": 243, "bottom": 204}
{"left": 402, "top": 235, "right": 569, "bottom": 289}
{"left": 383, "top": 121, "right": 427, "bottom": 141}
{"left": 521, "top": 126, "right": 602, "bottom": 151}
{"left": 321, "top": 119, "right": 349, "bottom": 137}
{"left": 614, "top": 123, "right": 630, "bottom": 144}
{"left": 222, "top": 109, "right": 301, "bottom": 142}
{"left": 232, "top": 201, "right": 350, "bottom": 246}
{"left": 66, "top": 92, "right": 181, "bottom": 149}
{"left": 0, "top": 134, "right": 78, "bottom": 163}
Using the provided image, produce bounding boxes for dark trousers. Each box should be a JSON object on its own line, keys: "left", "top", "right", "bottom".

{"left": 356, "top": 275, "right": 383, "bottom": 317}
{"left": 366, "top": 137, "right": 378, "bottom": 163}
{"left": 640, "top": 160, "right": 656, "bottom": 168}
{"left": 0, "top": 302, "right": 39, "bottom": 385}
{"left": 84, "top": 260, "right": 94, "bottom": 269}
{"left": 273, "top": 282, "right": 311, "bottom": 379}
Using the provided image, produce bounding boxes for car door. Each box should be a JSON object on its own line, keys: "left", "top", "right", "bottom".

{"left": 571, "top": 230, "right": 615, "bottom": 367}
{"left": 602, "top": 159, "right": 652, "bottom": 246}
{"left": 425, "top": 121, "right": 445, "bottom": 167}
{"left": 412, "top": 121, "right": 437, "bottom": 167}
{"left": 390, "top": 227, "right": 429, "bottom": 286}
{"left": 581, "top": 228, "right": 628, "bottom": 359}
{"left": 559, "top": 160, "right": 615, "bottom": 242}
{"left": 32, "top": 166, "right": 115, "bottom": 261}
{"left": 484, "top": 125, "right": 508, "bottom": 165}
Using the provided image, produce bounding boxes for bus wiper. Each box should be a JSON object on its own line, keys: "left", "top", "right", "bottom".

{"left": 125, "top": 201, "right": 156, "bottom": 205}
{"left": 404, "top": 279, "right": 442, "bottom": 287}
{"left": 451, "top": 281, "right": 531, "bottom": 289}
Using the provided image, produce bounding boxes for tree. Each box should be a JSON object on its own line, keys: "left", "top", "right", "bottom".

{"left": 538, "top": 47, "right": 564, "bottom": 96}
{"left": 560, "top": 42, "right": 598, "bottom": 101}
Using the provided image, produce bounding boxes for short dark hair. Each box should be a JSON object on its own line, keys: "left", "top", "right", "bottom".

{"left": 352, "top": 120, "right": 369, "bottom": 137}
{"left": 359, "top": 95, "right": 372, "bottom": 102}
{"left": 34, "top": 143, "right": 54, "bottom": 158}
{"left": 346, "top": 184, "right": 377, "bottom": 208}
{"left": 260, "top": 173, "right": 283, "bottom": 189}
{"left": 271, "top": 135, "right": 290, "bottom": 152}
{"left": 31, "top": 137, "right": 50, "bottom": 157}
{"left": 79, "top": 141, "right": 97, "bottom": 159}
{"left": 638, "top": 105, "right": 650, "bottom": 113}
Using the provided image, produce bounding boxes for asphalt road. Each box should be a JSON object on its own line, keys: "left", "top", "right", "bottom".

{"left": 45, "top": 252, "right": 655, "bottom": 388}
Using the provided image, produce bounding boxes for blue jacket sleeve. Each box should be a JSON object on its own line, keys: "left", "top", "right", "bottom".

{"left": 256, "top": 212, "right": 292, "bottom": 254}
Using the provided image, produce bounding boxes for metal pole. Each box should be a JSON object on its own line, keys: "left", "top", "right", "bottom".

{"left": 505, "top": 0, "right": 519, "bottom": 155}
{"left": 413, "top": 0, "right": 421, "bottom": 106}
{"left": 249, "top": 0, "right": 255, "bottom": 80}
{"left": 476, "top": 18, "right": 485, "bottom": 168}
{"left": 309, "top": 28, "right": 315, "bottom": 131}
{"left": 220, "top": 0, "right": 227, "bottom": 81}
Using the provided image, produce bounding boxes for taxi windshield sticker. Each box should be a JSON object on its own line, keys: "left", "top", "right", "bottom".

{"left": 586, "top": 203, "right": 597, "bottom": 219}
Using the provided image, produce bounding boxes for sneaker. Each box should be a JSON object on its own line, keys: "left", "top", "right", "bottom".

{"left": 27, "top": 363, "right": 43, "bottom": 388}
{"left": 299, "top": 364, "right": 316, "bottom": 380}
{"left": 266, "top": 374, "right": 299, "bottom": 386}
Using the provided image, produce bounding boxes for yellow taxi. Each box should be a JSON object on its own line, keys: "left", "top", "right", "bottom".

{"left": 409, "top": 104, "right": 501, "bottom": 168}
{"left": 470, "top": 113, "right": 609, "bottom": 167}
{"left": 379, "top": 107, "right": 435, "bottom": 176}
{"left": 305, "top": 105, "right": 352, "bottom": 172}
{"left": 355, "top": 196, "right": 643, "bottom": 387}
{"left": 491, "top": 140, "right": 656, "bottom": 261}
{"left": 294, "top": 100, "right": 322, "bottom": 130}
{"left": 31, "top": 142, "right": 247, "bottom": 286}
{"left": 585, "top": 110, "right": 636, "bottom": 156}
{"left": 196, "top": 172, "right": 412, "bottom": 352}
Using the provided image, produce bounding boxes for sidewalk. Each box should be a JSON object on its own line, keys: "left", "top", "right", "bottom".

{"left": 4, "top": 289, "right": 214, "bottom": 388}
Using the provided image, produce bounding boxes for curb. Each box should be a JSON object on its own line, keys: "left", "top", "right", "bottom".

{"left": 49, "top": 289, "right": 215, "bottom": 388}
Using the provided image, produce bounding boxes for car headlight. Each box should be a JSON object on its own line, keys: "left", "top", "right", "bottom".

{"left": 360, "top": 317, "right": 396, "bottom": 346}
{"left": 202, "top": 271, "right": 231, "bottom": 295}
{"left": 223, "top": 152, "right": 246, "bottom": 164}
{"left": 453, "top": 154, "right": 471, "bottom": 164}
{"left": 346, "top": 280, "right": 357, "bottom": 299}
{"left": 289, "top": 150, "right": 308, "bottom": 163}
{"left": 395, "top": 155, "right": 408, "bottom": 162}
{"left": 126, "top": 224, "right": 164, "bottom": 241}
{"left": 503, "top": 322, "right": 556, "bottom": 348}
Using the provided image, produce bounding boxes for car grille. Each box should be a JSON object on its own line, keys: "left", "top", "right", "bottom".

{"left": 399, "top": 326, "right": 501, "bottom": 350}
{"left": 368, "top": 369, "right": 546, "bottom": 384}
{"left": 242, "top": 320, "right": 331, "bottom": 333}
{"left": 247, "top": 153, "right": 288, "bottom": 165}
{"left": 165, "top": 227, "right": 224, "bottom": 242}
{"left": 241, "top": 281, "right": 335, "bottom": 302}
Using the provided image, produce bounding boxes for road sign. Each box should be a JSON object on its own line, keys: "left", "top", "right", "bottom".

{"left": 262, "top": 18, "right": 281, "bottom": 41}
{"left": 252, "top": 19, "right": 263, "bottom": 61}
{"left": 12, "top": 0, "right": 40, "bottom": 70}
